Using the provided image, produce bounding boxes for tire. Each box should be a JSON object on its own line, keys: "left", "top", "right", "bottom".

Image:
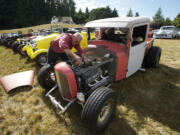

{"left": 17, "top": 45, "right": 26, "bottom": 56}
{"left": 35, "top": 53, "right": 47, "bottom": 67}
{"left": 145, "top": 46, "right": 161, "bottom": 68}
{"left": 6, "top": 41, "right": 12, "bottom": 48}
{"left": 81, "top": 87, "right": 117, "bottom": 133}
{"left": 37, "top": 64, "right": 56, "bottom": 90}
{"left": 0, "top": 39, "right": 2, "bottom": 45}
{"left": 12, "top": 41, "right": 20, "bottom": 52}
{"left": 4, "top": 40, "right": 8, "bottom": 47}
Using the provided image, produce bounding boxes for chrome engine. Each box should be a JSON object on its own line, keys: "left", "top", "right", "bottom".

{"left": 72, "top": 53, "right": 114, "bottom": 91}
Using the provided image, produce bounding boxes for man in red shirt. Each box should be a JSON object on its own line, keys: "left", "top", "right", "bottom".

{"left": 47, "top": 32, "right": 88, "bottom": 66}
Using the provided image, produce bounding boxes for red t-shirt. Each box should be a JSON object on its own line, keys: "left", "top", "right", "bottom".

{"left": 50, "top": 33, "right": 83, "bottom": 55}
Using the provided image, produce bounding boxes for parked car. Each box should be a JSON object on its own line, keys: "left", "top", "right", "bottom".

{"left": 152, "top": 29, "right": 159, "bottom": 35}
{"left": 67, "top": 27, "right": 85, "bottom": 33}
{"left": 154, "top": 26, "right": 178, "bottom": 39}
{"left": 72, "top": 27, "right": 84, "bottom": 32}
{"left": 177, "top": 29, "right": 180, "bottom": 39}
{"left": 22, "top": 32, "right": 93, "bottom": 66}
{"left": 38, "top": 17, "right": 161, "bottom": 133}
{"left": 22, "top": 33, "right": 60, "bottom": 66}
{"left": 0, "top": 33, "right": 8, "bottom": 45}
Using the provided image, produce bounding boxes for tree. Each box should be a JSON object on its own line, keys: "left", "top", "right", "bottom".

{"left": 0, "top": 0, "right": 77, "bottom": 29}
{"left": 173, "top": 13, "right": 180, "bottom": 28}
{"left": 88, "top": 7, "right": 118, "bottom": 21}
{"left": 0, "top": 0, "right": 18, "bottom": 29}
{"left": 85, "top": 7, "right": 89, "bottom": 21}
{"left": 112, "top": 8, "right": 118, "bottom": 17}
{"left": 69, "top": 0, "right": 76, "bottom": 17}
{"left": 105, "top": 6, "right": 112, "bottom": 17}
{"left": 126, "top": 8, "right": 133, "bottom": 17}
{"left": 152, "top": 7, "right": 164, "bottom": 28}
{"left": 164, "top": 17, "right": 172, "bottom": 25}
{"left": 176, "top": 13, "right": 180, "bottom": 18}
{"left": 73, "top": 9, "right": 86, "bottom": 24}
{"left": 135, "top": 12, "right": 139, "bottom": 17}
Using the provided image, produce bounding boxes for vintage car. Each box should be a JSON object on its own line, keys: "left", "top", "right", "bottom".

{"left": 154, "top": 25, "right": 178, "bottom": 39}
{"left": 177, "top": 29, "right": 180, "bottom": 38}
{"left": 22, "top": 33, "right": 60, "bottom": 66}
{"left": 22, "top": 32, "right": 94, "bottom": 66}
{"left": 38, "top": 17, "right": 161, "bottom": 132}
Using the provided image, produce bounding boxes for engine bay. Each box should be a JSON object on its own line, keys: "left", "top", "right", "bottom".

{"left": 72, "top": 46, "right": 116, "bottom": 92}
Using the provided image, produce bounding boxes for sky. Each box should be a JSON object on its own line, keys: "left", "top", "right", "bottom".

{"left": 74, "top": 0, "right": 180, "bottom": 20}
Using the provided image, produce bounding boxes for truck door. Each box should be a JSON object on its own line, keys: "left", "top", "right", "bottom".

{"left": 126, "top": 24, "right": 148, "bottom": 77}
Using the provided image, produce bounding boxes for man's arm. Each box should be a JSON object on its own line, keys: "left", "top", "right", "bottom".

{"left": 74, "top": 44, "right": 89, "bottom": 64}
{"left": 74, "top": 44, "right": 83, "bottom": 56}
{"left": 64, "top": 49, "right": 82, "bottom": 64}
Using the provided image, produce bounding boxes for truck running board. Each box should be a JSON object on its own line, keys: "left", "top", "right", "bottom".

{"left": 45, "top": 84, "right": 77, "bottom": 114}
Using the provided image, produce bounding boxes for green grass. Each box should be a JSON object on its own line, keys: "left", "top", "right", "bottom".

{"left": 0, "top": 39, "right": 180, "bottom": 135}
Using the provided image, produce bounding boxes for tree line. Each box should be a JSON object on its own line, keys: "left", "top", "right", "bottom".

{"left": 0, "top": 0, "right": 118, "bottom": 30}
{"left": 126, "top": 7, "right": 180, "bottom": 28}
{"left": 0, "top": 0, "right": 179, "bottom": 30}
{"left": 151, "top": 7, "right": 180, "bottom": 29}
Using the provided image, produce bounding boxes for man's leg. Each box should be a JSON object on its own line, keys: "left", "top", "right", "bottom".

{"left": 59, "top": 53, "right": 71, "bottom": 65}
{"left": 47, "top": 47, "right": 58, "bottom": 66}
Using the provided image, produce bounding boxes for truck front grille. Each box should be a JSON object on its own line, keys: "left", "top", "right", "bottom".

{"left": 55, "top": 71, "right": 72, "bottom": 101}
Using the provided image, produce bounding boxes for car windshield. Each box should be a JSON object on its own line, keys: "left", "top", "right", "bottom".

{"left": 88, "top": 27, "right": 129, "bottom": 45}
{"left": 161, "top": 27, "right": 174, "bottom": 30}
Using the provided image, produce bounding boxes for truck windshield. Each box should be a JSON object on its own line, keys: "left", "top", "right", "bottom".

{"left": 88, "top": 27, "right": 129, "bottom": 46}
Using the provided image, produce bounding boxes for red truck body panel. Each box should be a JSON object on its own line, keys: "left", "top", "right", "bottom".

{"left": 88, "top": 34, "right": 153, "bottom": 81}
{"left": 88, "top": 40, "right": 129, "bottom": 81}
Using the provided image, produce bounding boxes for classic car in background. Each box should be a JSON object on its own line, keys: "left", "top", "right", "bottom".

{"left": 177, "top": 28, "right": 180, "bottom": 38}
{"left": 152, "top": 29, "right": 159, "bottom": 35}
{"left": 154, "top": 26, "right": 178, "bottom": 39}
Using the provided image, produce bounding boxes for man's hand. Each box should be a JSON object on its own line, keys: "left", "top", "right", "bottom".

{"left": 83, "top": 56, "right": 89, "bottom": 64}
{"left": 65, "top": 49, "right": 88, "bottom": 65}
{"left": 75, "top": 56, "right": 82, "bottom": 64}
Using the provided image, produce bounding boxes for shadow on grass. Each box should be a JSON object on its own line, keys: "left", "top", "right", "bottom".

{"left": 41, "top": 89, "right": 137, "bottom": 135}
{"left": 8, "top": 86, "right": 32, "bottom": 96}
{"left": 39, "top": 63, "right": 180, "bottom": 134}
{"left": 40, "top": 79, "right": 137, "bottom": 134}
{"left": 112, "top": 64, "right": 180, "bottom": 133}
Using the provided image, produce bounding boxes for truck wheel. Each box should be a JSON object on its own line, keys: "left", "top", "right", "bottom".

{"left": 17, "top": 45, "right": 26, "bottom": 56}
{"left": 145, "top": 46, "right": 161, "bottom": 68}
{"left": 81, "top": 87, "right": 117, "bottom": 133}
{"left": 38, "top": 64, "right": 55, "bottom": 90}
{"left": 35, "top": 53, "right": 47, "bottom": 67}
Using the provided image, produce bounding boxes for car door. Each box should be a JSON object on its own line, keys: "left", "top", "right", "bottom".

{"left": 126, "top": 24, "right": 148, "bottom": 77}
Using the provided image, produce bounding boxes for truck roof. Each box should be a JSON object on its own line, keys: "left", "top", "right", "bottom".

{"left": 85, "top": 17, "right": 150, "bottom": 28}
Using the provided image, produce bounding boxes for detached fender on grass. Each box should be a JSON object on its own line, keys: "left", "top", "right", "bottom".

{"left": 0, "top": 70, "right": 34, "bottom": 93}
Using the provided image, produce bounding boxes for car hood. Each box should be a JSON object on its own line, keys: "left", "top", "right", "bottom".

{"left": 34, "top": 33, "right": 60, "bottom": 41}
{"left": 157, "top": 30, "right": 173, "bottom": 34}
{"left": 86, "top": 40, "right": 129, "bottom": 56}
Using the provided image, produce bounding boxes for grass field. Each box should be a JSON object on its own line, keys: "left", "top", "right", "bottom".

{"left": 0, "top": 39, "right": 180, "bottom": 135}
